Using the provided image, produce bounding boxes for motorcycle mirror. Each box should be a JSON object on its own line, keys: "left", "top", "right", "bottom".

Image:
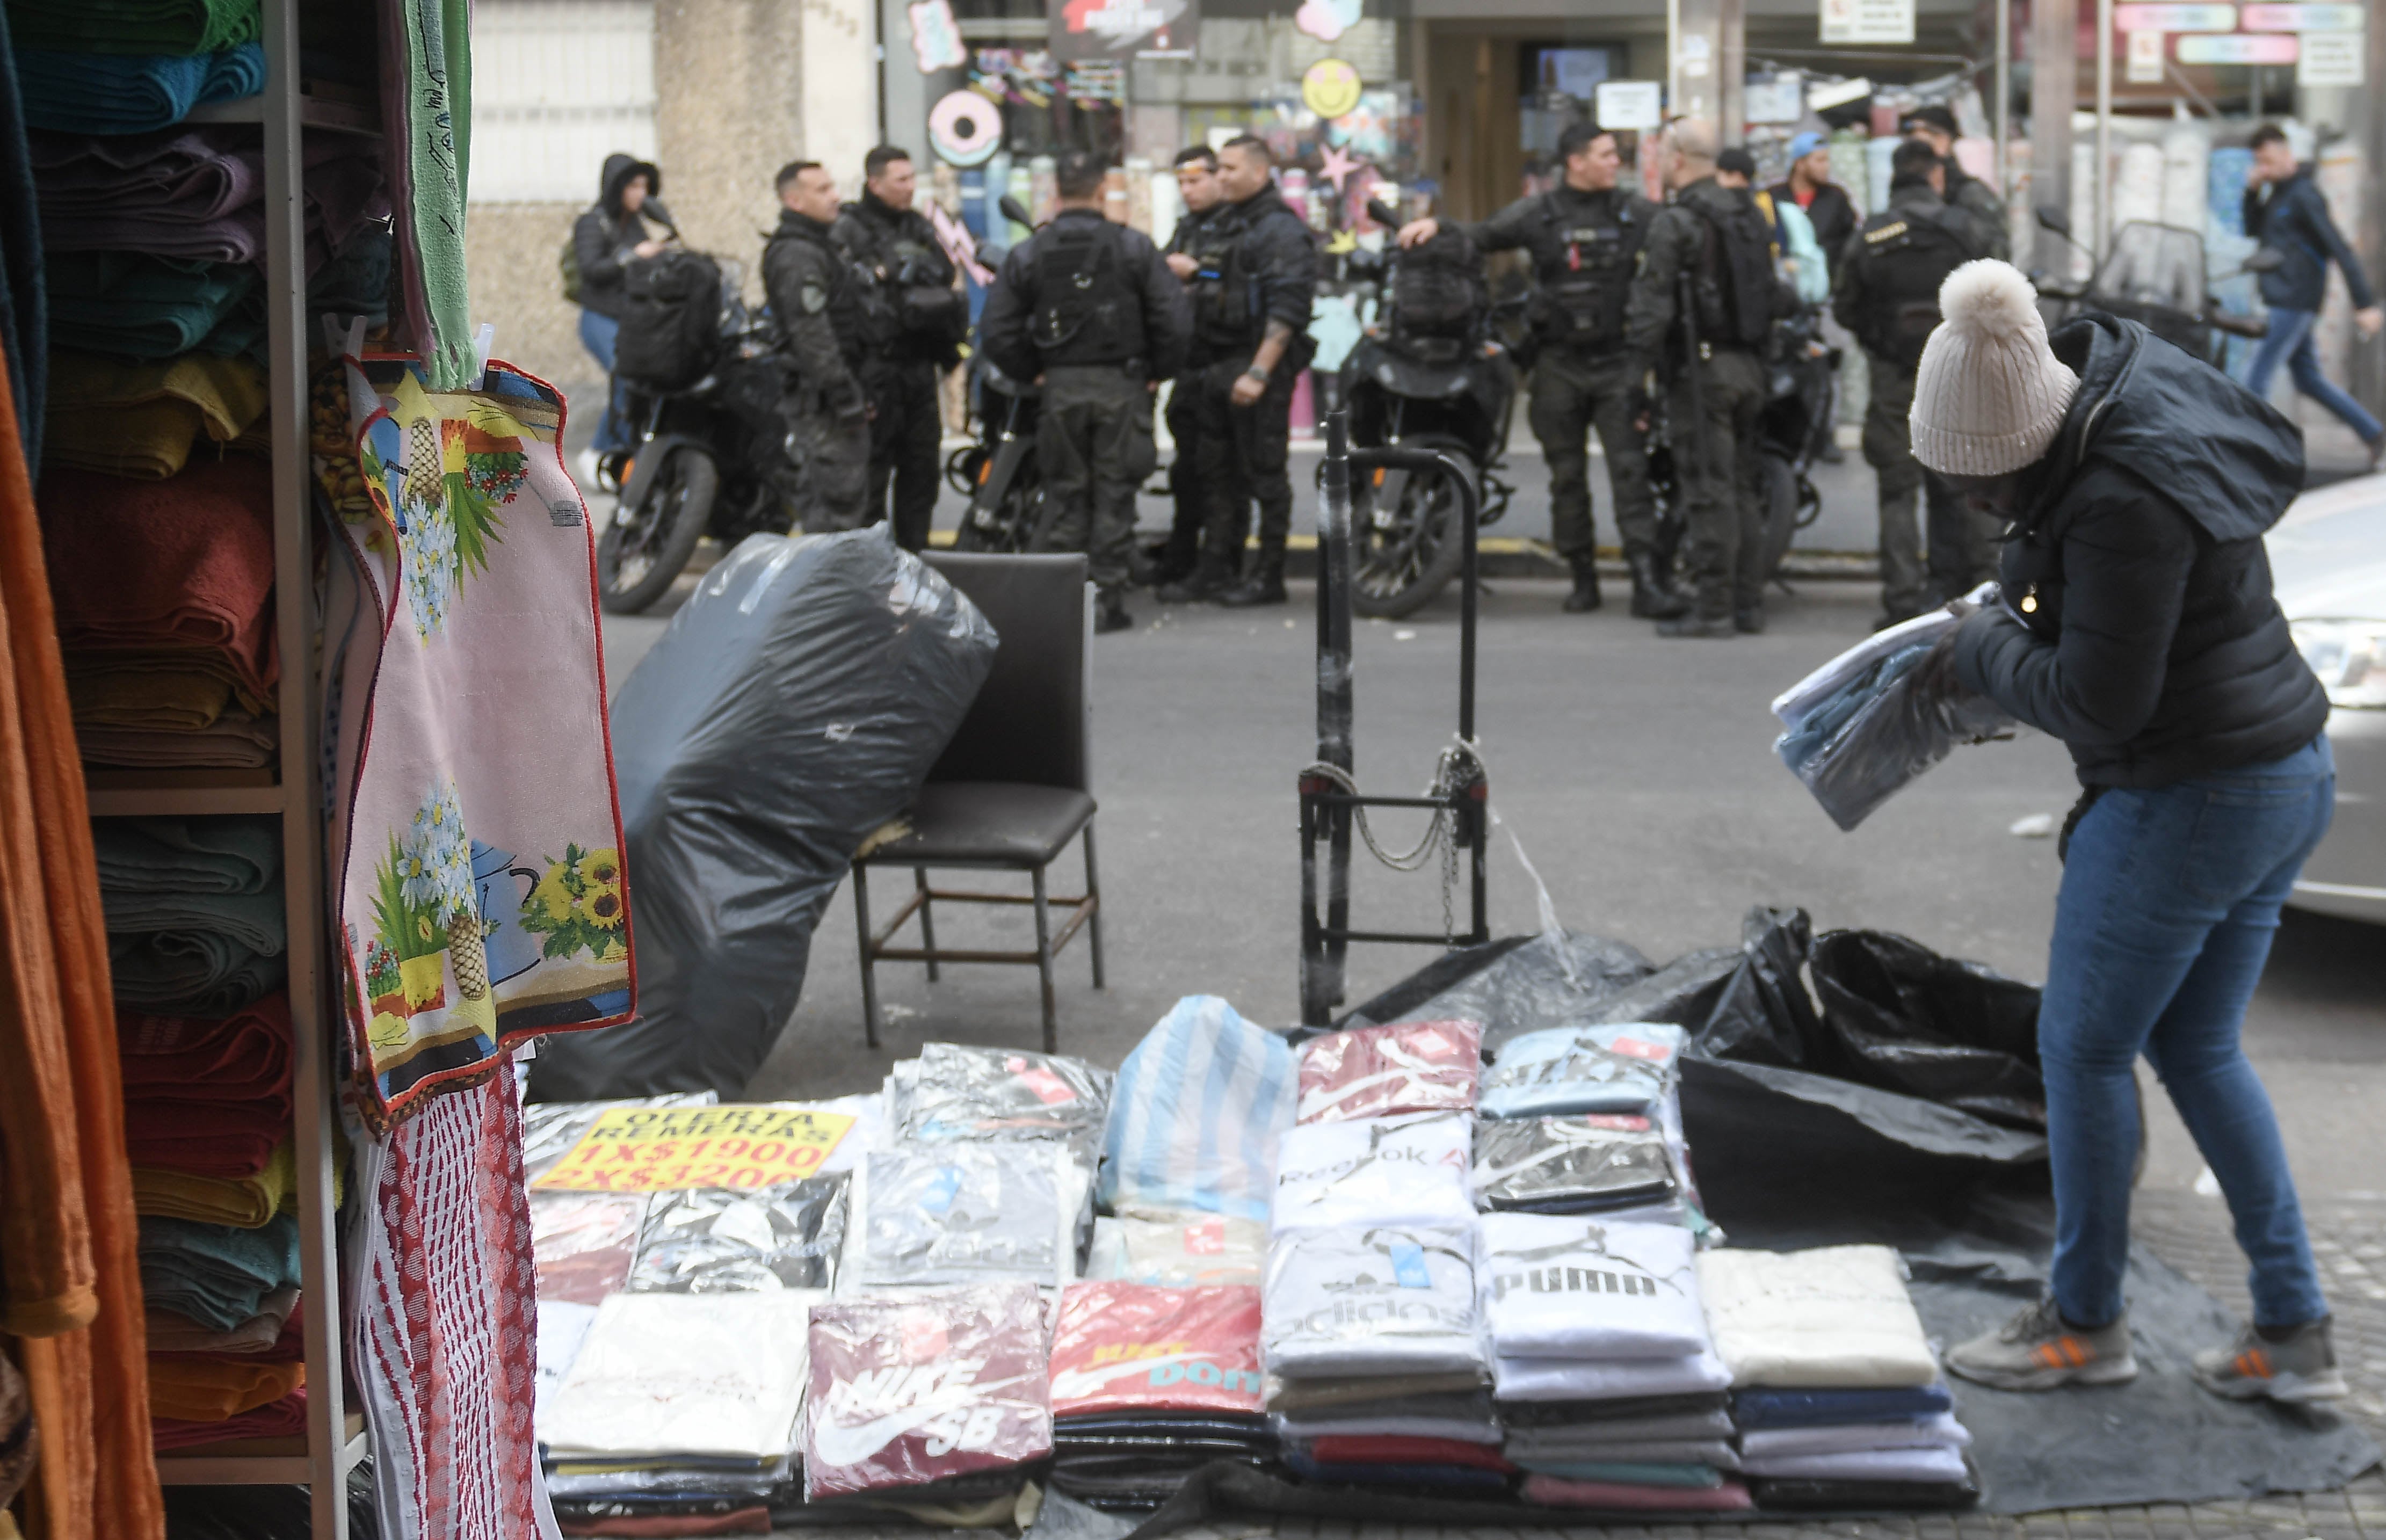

{"left": 1366, "top": 198, "right": 1403, "bottom": 232}
{"left": 997, "top": 194, "right": 1034, "bottom": 230}
{"left": 2242, "top": 245, "right": 2286, "bottom": 274}
{"left": 2034, "top": 205, "right": 2072, "bottom": 236}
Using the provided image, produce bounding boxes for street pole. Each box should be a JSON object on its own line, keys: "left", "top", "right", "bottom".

{"left": 1993, "top": 0, "right": 2011, "bottom": 200}
{"left": 2032, "top": 0, "right": 2077, "bottom": 281}
{"left": 2094, "top": 0, "right": 2112, "bottom": 263}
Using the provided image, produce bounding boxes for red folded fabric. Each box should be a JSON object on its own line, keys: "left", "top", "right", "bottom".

{"left": 151, "top": 1386, "right": 306, "bottom": 1450}
{"left": 555, "top": 1510, "right": 772, "bottom": 1537}
{"left": 38, "top": 457, "right": 278, "bottom": 700}
{"left": 118, "top": 994, "right": 292, "bottom": 1099}
{"left": 1521, "top": 1473, "right": 1754, "bottom": 1512}
{"left": 118, "top": 1131, "right": 279, "bottom": 1180}
{"left": 1306, "top": 1436, "right": 1515, "bottom": 1472}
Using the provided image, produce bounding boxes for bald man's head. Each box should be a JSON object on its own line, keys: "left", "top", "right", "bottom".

{"left": 1664, "top": 117, "right": 1719, "bottom": 189}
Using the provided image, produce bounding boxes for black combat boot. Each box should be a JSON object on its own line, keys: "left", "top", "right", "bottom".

{"left": 1562, "top": 554, "right": 1603, "bottom": 613}
{"left": 1095, "top": 586, "right": 1135, "bottom": 634}
{"left": 1628, "top": 553, "right": 1691, "bottom": 619}
{"left": 1655, "top": 612, "right": 1736, "bottom": 638}
{"left": 1157, "top": 550, "right": 1234, "bottom": 603}
{"left": 1219, "top": 548, "right": 1288, "bottom": 607}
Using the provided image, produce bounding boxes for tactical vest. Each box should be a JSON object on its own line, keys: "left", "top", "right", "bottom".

{"left": 1527, "top": 190, "right": 1642, "bottom": 353}
{"left": 839, "top": 204, "right": 966, "bottom": 354}
{"left": 1685, "top": 192, "right": 1780, "bottom": 350}
{"left": 1183, "top": 208, "right": 1257, "bottom": 353}
{"left": 1852, "top": 205, "right": 1976, "bottom": 367}
{"left": 766, "top": 222, "right": 869, "bottom": 365}
{"left": 1031, "top": 216, "right": 1147, "bottom": 368}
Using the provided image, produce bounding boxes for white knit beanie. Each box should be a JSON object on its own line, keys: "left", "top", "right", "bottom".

{"left": 1909, "top": 260, "right": 2080, "bottom": 476}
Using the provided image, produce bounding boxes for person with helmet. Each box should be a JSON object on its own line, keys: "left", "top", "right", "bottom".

{"left": 762, "top": 160, "right": 872, "bottom": 531}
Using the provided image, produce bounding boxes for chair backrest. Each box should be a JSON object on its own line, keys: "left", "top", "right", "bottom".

{"left": 921, "top": 551, "right": 1091, "bottom": 793}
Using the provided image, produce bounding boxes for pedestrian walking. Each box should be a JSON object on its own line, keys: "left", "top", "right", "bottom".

{"left": 978, "top": 149, "right": 1192, "bottom": 633}
{"left": 1898, "top": 105, "right": 2008, "bottom": 261}
{"left": 571, "top": 153, "right": 672, "bottom": 479}
{"left": 762, "top": 161, "right": 872, "bottom": 532}
{"left": 2240, "top": 123, "right": 2386, "bottom": 468}
{"left": 1152, "top": 146, "right": 1241, "bottom": 598}
{"left": 1912, "top": 259, "right": 2344, "bottom": 1407}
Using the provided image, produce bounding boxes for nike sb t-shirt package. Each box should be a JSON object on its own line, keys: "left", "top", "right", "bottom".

{"left": 1477, "top": 1023, "right": 1685, "bottom": 1120}
{"left": 1048, "top": 1283, "right": 1264, "bottom": 1418}
{"left": 1261, "top": 1223, "right": 1488, "bottom": 1380}
{"left": 1477, "top": 1214, "right": 1709, "bottom": 1361}
{"left": 1295, "top": 1019, "right": 1482, "bottom": 1123}
{"left": 1270, "top": 1114, "right": 1475, "bottom": 1234}
{"left": 803, "top": 1283, "right": 1053, "bottom": 1499}
{"left": 1471, "top": 1115, "right": 1678, "bottom": 1215}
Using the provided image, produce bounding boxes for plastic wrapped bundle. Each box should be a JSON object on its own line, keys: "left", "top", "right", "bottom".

{"left": 857, "top": 1144, "right": 1072, "bottom": 1288}
{"left": 1100, "top": 996, "right": 1297, "bottom": 1223}
{"left": 543, "top": 1292, "right": 822, "bottom": 1465}
{"left": 1471, "top": 1116, "right": 1678, "bottom": 1215}
{"left": 530, "top": 528, "right": 998, "bottom": 1099}
{"left": 1295, "top": 1019, "right": 1482, "bottom": 1123}
{"left": 625, "top": 1175, "right": 848, "bottom": 1293}
{"left": 891, "top": 1043, "right": 1112, "bottom": 1154}
{"left": 1270, "top": 1113, "right": 1475, "bottom": 1233}
{"left": 1477, "top": 1023, "right": 1684, "bottom": 1118}
{"left": 1261, "top": 1224, "right": 1487, "bottom": 1381}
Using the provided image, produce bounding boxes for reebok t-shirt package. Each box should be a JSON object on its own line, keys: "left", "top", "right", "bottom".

{"left": 1295, "top": 1020, "right": 1482, "bottom": 1123}
{"left": 1270, "top": 1114, "right": 1474, "bottom": 1233}
{"left": 1261, "top": 1223, "right": 1488, "bottom": 1380}
{"left": 1477, "top": 1023, "right": 1685, "bottom": 1119}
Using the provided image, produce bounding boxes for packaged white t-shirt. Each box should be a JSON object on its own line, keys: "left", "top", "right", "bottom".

{"left": 1478, "top": 1214, "right": 1709, "bottom": 1361}
{"left": 1262, "top": 1223, "right": 1487, "bottom": 1380}
{"left": 1738, "top": 1412, "right": 1971, "bottom": 1459}
{"left": 1270, "top": 1114, "right": 1474, "bottom": 1234}
{"left": 1491, "top": 1345, "right": 1733, "bottom": 1402}
{"left": 1695, "top": 1245, "right": 1940, "bottom": 1389}
{"left": 1740, "top": 1445, "right": 1971, "bottom": 1483}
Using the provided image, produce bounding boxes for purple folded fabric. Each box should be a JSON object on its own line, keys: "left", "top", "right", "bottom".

{"left": 32, "top": 128, "right": 264, "bottom": 264}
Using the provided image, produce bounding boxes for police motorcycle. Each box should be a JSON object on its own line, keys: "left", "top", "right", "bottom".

{"left": 2030, "top": 206, "right": 2277, "bottom": 365}
{"left": 1336, "top": 198, "right": 1520, "bottom": 619}
{"left": 1752, "top": 303, "right": 1835, "bottom": 589}
{"left": 599, "top": 253, "right": 803, "bottom": 614}
{"left": 944, "top": 194, "right": 1049, "bottom": 553}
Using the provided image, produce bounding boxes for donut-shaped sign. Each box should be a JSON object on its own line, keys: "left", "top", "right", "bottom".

{"left": 929, "top": 89, "right": 1002, "bottom": 168}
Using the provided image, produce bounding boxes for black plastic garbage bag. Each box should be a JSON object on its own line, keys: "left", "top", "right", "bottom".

{"left": 1345, "top": 929, "right": 1652, "bottom": 1059}
{"left": 1578, "top": 945, "right": 1738, "bottom": 1030}
{"left": 529, "top": 527, "right": 998, "bottom": 1100}
{"left": 1690, "top": 906, "right": 1824, "bottom": 1070}
{"left": 1809, "top": 929, "right": 2044, "bottom": 1130}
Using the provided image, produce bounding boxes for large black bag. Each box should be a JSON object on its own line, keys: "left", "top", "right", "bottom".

{"left": 1808, "top": 928, "right": 2044, "bottom": 1129}
{"left": 614, "top": 248, "right": 726, "bottom": 390}
{"left": 1392, "top": 226, "right": 1487, "bottom": 345}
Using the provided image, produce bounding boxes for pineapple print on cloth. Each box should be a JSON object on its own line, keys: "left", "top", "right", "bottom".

{"left": 322, "top": 354, "right": 632, "bottom": 1130}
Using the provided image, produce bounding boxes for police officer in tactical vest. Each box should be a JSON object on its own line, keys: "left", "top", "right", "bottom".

{"left": 762, "top": 159, "right": 871, "bottom": 530}
{"left": 1833, "top": 137, "right": 1994, "bottom": 626}
{"left": 1397, "top": 121, "right": 1685, "bottom": 619}
{"left": 1150, "top": 145, "right": 1239, "bottom": 597}
{"left": 1624, "top": 118, "right": 1792, "bottom": 638}
{"left": 1182, "top": 134, "right": 1319, "bottom": 607}
{"left": 979, "top": 149, "right": 1192, "bottom": 634}
{"left": 832, "top": 146, "right": 964, "bottom": 553}
{"left": 1898, "top": 104, "right": 2009, "bottom": 261}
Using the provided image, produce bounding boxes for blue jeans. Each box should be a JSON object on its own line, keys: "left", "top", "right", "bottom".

{"left": 2044, "top": 735, "right": 2334, "bottom": 1331}
{"left": 577, "top": 308, "right": 634, "bottom": 452}
{"left": 2243, "top": 307, "right": 2383, "bottom": 444}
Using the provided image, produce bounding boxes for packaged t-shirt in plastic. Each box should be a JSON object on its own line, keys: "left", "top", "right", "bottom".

{"left": 893, "top": 1043, "right": 1113, "bottom": 1153}
{"left": 803, "top": 1283, "right": 1054, "bottom": 1499}
{"left": 625, "top": 1174, "right": 848, "bottom": 1293}
{"left": 1100, "top": 996, "right": 1299, "bottom": 1224}
{"left": 1471, "top": 1115, "right": 1677, "bottom": 1214}
{"left": 1048, "top": 1283, "right": 1264, "bottom": 1418}
{"left": 1477, "top": 1214, "right": 1708, "bottom": 1361}
{"left": 858, "top": 1144, "right": 1069, "bottom": 1288}
{"left": 1261, "top": 1224, "right": 1487, "bottom": 1381}
{"left": 1295, "top": 1019, "right": 1482, "bottom": 1123}
{"left": 1477, "top": 1023, "right": 1684, "bottom": 1119}
{"left": 1270, "top": 1114, "right": 1474, "bottom": 1233}
{"left": 531, "top": 1190, "right": 648, "bottom": 1304}
{"left": 543, "top": 1291, "right": 823, "bottom": 1463}
{"left": 1695, "top": 1245, "right": 1940, "bottom": 1389}
{"left": 1491, "top": 1346, "right": 1734, "bottom": 1403}
{"left": 1108, "top": 1213, "right": 1266, "bottom": 1287}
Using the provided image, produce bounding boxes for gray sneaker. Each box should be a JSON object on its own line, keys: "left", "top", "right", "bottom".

{"left": 2193, "top": 1318, "right": 2348, "bottom": 1404}
{"left": 1947, "top": 1297, "right": 2138, "bottom": 1391}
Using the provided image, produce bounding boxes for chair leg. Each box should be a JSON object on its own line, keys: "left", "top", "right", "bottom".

{"left": 1031, "top": 862, "right": 1057, "bottom": 1055}
{"left": 852, "top": 865, "right": 881, "bottom": 1050}
{"left": 1082, "top": 823, "right": 1105, "bottom": 991}
{"left": 914, "top": 866, "right": 939, "bottom": 984}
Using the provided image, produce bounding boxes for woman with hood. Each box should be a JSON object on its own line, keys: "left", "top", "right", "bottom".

{"left": 572, "top": 152, "right": 672, "bottom": 470}
{"left": 1910, "top": 261, "right": 2341, "bottom": 1405}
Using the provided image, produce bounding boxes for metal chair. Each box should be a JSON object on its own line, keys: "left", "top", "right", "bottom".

{"left": 851, "top": 551, "right": 1101, "bottom": 1052}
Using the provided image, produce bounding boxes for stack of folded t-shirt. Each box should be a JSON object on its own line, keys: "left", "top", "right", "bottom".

{"left": 625, "top": 1176, "right": 848, "bottom": 1295}
{"left": 1475, "top": 1023, "right": 1705, "bottom": 1231}
{"left": 1294, "top": 1019, "right": 1482, "bottom": 1124}
{"left": 1698, "top": 1245, "right": 1974, "bottom": 1510}
{"left": 1479, "top": 1213, "right": 1751, "bottom": 1513}
{"left": 1047, "top": 1282, "right": 1271, "bottom": 1510}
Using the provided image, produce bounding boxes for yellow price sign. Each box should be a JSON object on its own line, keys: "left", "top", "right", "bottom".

{"left": 532, "top": 1105, "right": 856, "bottom": 1192}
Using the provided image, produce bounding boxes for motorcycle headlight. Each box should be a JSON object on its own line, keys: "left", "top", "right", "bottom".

{"left": 2291, "top": 618, "right": 2386, "bottom": 709}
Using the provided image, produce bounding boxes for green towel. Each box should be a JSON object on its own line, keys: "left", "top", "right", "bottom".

{"left": 46, "top": 252, "right": 264, "bottom": 361}
{"left": 137, "top": 1211, "right": 300, "bottom": 1333}
{"left": 6, "top": 0, "right": 258, "bottom": 56}
{"left": 93, "top": 813, "right": 280, "bottom": 895}
{"left": 393, "top": 0, "right": 473, "bottom": 387}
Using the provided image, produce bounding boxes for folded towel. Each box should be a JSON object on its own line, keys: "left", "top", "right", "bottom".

{"left": 108, "top": 928, "right": 284, "bottom": 1020}
{"left": 76, "top": 712, "right": 277, "bottom": 768}
{"left": 9, "top": 0, "right": 259, "bottom": 57}
{"left": 120, "top": 987, "right": 290, "bottom": 1081}
{"left": 153, "top": 1386, "right": 306, "bottom": 1451}
{"left": 145, "top": 1286, "right": 298, "bottom": 1354}
{"left": 45, "top": 351, "right": 268, "bottom": 479}
{"left": 101, "top": 888, "right": 284, "bottom": 958}
{"left": 69, "top": 654, "right": 270, "bottom": 727}
{"left": 44, "top": 252, "right": 264, "bottom": 360}
{"left": 95, "top": 813, "right": 279, "bottom": 895}
{"left": 32, "top": 130, "right": 262, "bottom": 261}
{"left": 137, "top": 1212, "right": 301, "bottom": 1332}
{"left": 133, "top": 1138, "right": 343, "bottom": 1226}
{"left": 147, "top": 1353, "right": 303, "bottom": 1422}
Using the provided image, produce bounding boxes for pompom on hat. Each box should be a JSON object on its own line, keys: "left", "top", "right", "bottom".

{"left": 1909, "top": 259, "right": 2081, "bottom": 476}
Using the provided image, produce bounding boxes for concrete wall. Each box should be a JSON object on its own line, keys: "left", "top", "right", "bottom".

{"left": 469, "top": 203, "right": 589, "bottom": 389}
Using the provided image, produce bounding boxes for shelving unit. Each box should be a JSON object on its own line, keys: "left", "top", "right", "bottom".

{"left": 88, "top": 0, "right": 359, "bottom": 1529}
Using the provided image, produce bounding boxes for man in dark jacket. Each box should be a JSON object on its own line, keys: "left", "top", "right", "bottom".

{"left": 1153, "top": 145, "right": 1237, "bottom": 597}
{"left": 572, "top": 153, "right": 672, "bottom": 465}
{"left": 1185, "top": 134, "right": 1318, "bottom": 607}
{"left": 1833, "top": 139, "right": 1995, "bottom": 626}
{"left": 1396, "top": 120, "right": 1682, "bottom": 617}
{"left": 1625, "top": 118, "right": 1789, "bottom": 637}
{"left": 2241, "top": 123, "right": 2385, "bottom": 464}
{"left": 832, "top": 146, "right": 964, "bottom": 551}
{"left": 1906, "top": 259, "right": 2341, "bottom": 1408}
{"left": 1898, "top": 105, "right": 2008, "bottom": 261}
{"left": 979, "top": 149, "right": 1192, "bottom": 632}
{"left": 1769, "top": 130, "right": 1856, "bottom": 280}
{"left": 762, "top": 161, "right": 871, "bottom": 531}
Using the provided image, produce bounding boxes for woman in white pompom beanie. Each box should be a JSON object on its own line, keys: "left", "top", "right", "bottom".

{"left": 1920, "top": 260, "right": 2343, "bottom": 1404}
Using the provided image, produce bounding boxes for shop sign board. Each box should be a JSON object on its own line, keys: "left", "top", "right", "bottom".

{"left": 1821, "top": 0, "right": 1914, "bottom": 46}
{"left": 2112, "top": 3, "right": 2236, "bottom": 29}
{"left": 2240, "top": 4, "right": 2364, "bottom": 30}
{"left": 532, "top": 1104, "right": 858, "bottom": 1192}
{"left": 1594, "top": 79, "right": 1664, "bottom": 132}
{"left": 2127, "top": 27, "right": 2167, "bottom": 81}
{"left": 2175, "top": 30, "right": 2299, "bottom": 62}
{"left": 2296, "top": 30, "right": 2362, "bottom": 84}
{"left": 1050, "top": 0, "right": 1198, "bottom": 61}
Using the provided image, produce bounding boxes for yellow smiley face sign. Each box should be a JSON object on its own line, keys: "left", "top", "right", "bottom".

{"left": 1301, "top": 58, "right": 1363, "bottom": 121}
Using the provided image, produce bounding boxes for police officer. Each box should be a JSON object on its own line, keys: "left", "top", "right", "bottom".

{"left": 1833, "top": 137, "right": 1994, "bottom": 627}
{"left": 1624, "top": 118, "right": 1790, "bottom": 638}
{"left": 979, "top": 149, "right": 1192, "bottom": 634}
{"left": 1152, "top": 145, "right": 1239, "bottom": 598}
{"left": 1899, "top": 105, "right": 2010, "bottom": 261}
{"left": 832, "top": 146, "right": 964, "bottom": 553}
{"left": 762, "top": 160, "right": 871, "bottom": 530}
{"left": 1188, "top": 134, "right": 1318, "bottom": 608}
{"left": 1396, "top": 120, "right": 1684, "bottom": 618}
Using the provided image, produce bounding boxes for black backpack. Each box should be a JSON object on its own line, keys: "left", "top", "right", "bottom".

{"left": 615, "top": 249, "right": 726, "bottom": 390}
{"left": 1032, "top": 219, "right": 1146, "bottom": 368}
{"left": 1393, "top": 224, "right": 1486, "bottom": 348}
{"left": 1688, "top": 194, "right": 1780, "bottom": 350}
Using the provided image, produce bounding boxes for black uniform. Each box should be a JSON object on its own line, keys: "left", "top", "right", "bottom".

{"left": 1832, "top": 179, "right": 1993, "bottom": 621}
{"left": 762, "top": 207, "right": 872, "bottom": 529}
{"left": 1186, "top": 184, "right": 1317, "bottom": 594}
{"left": 978, "top": 208, "right": 1191, "bottom": 592}
{"left": 1625, "top": 177, "right": 1789, "bottom": 627}
{"left": 1941, "top": 164, "right": 2011, "bottom": 263}
{"left": 1158, "top": 201, "right": 1241, "bottom": 584}
{"left": 831, "top": 191, "right": 962, "bottom": 552}
{"left": 1459, "top": 183, "right": 1659, "bottom": 570}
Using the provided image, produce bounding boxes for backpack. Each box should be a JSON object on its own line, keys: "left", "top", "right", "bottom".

{"left": 560, "top": 238, "right": 582, "bottom": 306}
{"left": 1853, "top": 209, "right": 1975, "bottom": 367}
{"left": 1031, "top": 219, "right": 1146, "bottom": 368}
{"left": 615, "top": 249, "right": 726, "bottom": 390}
{"left": 1687, "top": 193, "right": 1780, "bottom": 350}
{"left": 1393, "top": 224, "right": 1486, "bottom": 348}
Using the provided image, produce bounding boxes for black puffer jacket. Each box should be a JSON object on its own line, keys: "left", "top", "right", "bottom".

{"left": 1953, "top": 313, "right": 2328, "bottom": 788}
{"left": 572, "top": 153, "right": 669, "bottom": 319}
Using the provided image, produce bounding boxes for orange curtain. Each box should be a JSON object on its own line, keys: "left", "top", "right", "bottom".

{"left": 0, "top": 338, "right": 162, "bottom": 1538}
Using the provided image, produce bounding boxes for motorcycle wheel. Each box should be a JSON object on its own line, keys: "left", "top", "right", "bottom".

{"left": 953, "top": 478, "right": 1040, "bottom": 554}
{"left": 1757, "top": 451, "right": 1801, "bottom": 586}
{"left": 598, "top": 447, "right": 716, "bottom": 615}
{"left": 1351, "top": 439, "right": 1474, "bottom": 620}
